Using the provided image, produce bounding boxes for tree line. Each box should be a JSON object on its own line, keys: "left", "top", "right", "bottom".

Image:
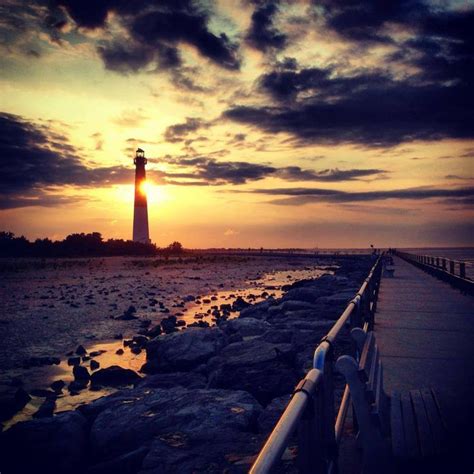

{"left": 0, "top": 231, "right": 184, "bottom": 258}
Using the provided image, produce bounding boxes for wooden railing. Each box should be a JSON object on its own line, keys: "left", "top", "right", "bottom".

{"left": 250, "top": 256, "right": 383, "bottom": 473}
{"left": 395, "top": 251, "right": 473, "bottom": 293}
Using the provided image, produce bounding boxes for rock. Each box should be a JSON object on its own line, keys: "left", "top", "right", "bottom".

{"left": 142, "top": 328, "right": 227, "bottom": 373}
{"left": 268, "top": 300, "right": 320, "bottom": 314}
{"left": 187, "top": 320, "right": 210, "bottom": 328}
{"left": 90, "top": 359, "right": 100, "bottom": 370}
{"left": 90, "top": 366, "right": 140, "bottom": 387}
{"left": 132, "top": 335, "right": 148, "bottom": 348}
{"left": 30, "top": 388, "right": 56, "bottom": 398}
{"left": 259, "top": 329, "right": 293, "bottom": 344}
{"left": 0, "top": 386, "right": 31, "bottom": 422}
{"left": 140, "top": 430, "right": 261, "bottom": 473}
{"left": 68, "top": 356, "right": 81, "bottom": 366}
{"left": 317, "top": 290, "right": 357, "bottom": 305}
{"left": 115, "top": 348, "right": 124, "bottom": 355}
{"left": 232, "top": 296, "right": 251, "bottom": 311}
{"left": 23, "top": 356, "right": 60, "bottom": 368}
{"left": 207, "top": 340, "right": 299, "bottom": 405}
{"left": 86, "top": 446, "right": 148, "bottom": 474}
{"left": 73, "top": 365, "right": 90, "bottom": 382}
{"left": 50, "top": 380, "right": 66, "bottom": 392}
{"left": 136, "top": 372, "right": 207, "bottom": 390}
{"left": 258, "top": 395, "right": 291, "bottom": 433}
{"left": 68, "top": 380, "right": 88, "bottom": 392}
{"left": 33, "top": 397, "right": 56, "bottom": 418}
{"left": 131, "top": 347, "right": 142, "bottom": 355}
{"left": 147, "top": 325, "right": 162, "bottom": 338}
{"left": 161, "top": 316, "right": 177, "bottom": 334}
{"left": 90, "top": 350, "right": 106, "bottom": 357}
{"left": 0, "top": 411, "right": 88, "bottom": 473}
{"left": 76, "top": 345, "right": 87, "bottom": 356}
{"left": 224, "top": 317, "right": 272, "bottom": 337}
{"left": 86, "top": 387, "right": 261, "bottom": 466}
{"left": 239, "top": 298, "right": 276, "bottom": 319}
{"left": 282, "top": 287, "right": 329, "bottom": 303}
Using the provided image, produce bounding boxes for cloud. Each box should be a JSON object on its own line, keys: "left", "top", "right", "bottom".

{"left": 160, "top": 155, "right": 385, "bottom": 185}
{"left": 164, "top": 117, "right": 210, "bottom": 143}
{"left": 221, "top": 2, "right": 474, "bottom": 147}
{"left": 224, "top": 76, "right": 473, "bottom": 146}
{"left": 0, "top": 112, "right": 134, "bottom": 208}
{"left": 245, "top": 185, "right": 474, "bottom": 206}
{"left": 54, "top": 0, "right": 240, "bottom": 72}
{"left": 245, "top": 0, "right": 286, "bottom": 52}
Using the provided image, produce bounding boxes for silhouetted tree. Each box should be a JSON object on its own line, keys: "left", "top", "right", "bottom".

{"left": 0, "top": 231, "right": 157, "bottom": 257}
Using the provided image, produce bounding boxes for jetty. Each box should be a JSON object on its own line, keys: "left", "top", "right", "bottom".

{"left": 251, "top": 251, "right": 474, "bottom": 473}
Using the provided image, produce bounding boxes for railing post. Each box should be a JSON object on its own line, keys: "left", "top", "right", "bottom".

{"left": 442, "top": 258, "right": 446, "bottom": 270}
{"left": 449, "top": 260, "right": 455, "bottom": 274}
{"left": 460, "top": 262, "right": 466, "bottom": 279}
{"left": 436, "top": 257, "right": 440, "bottom": 267}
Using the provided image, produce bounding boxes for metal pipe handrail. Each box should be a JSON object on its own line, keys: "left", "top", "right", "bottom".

{"left": 250, "top": 369, "right": 323, "bottom": 474}
{"left": 250, "top": 255, "right": 383, "bottom": 473}
{"left": 396, "top": 250, "right": 471, "bottom": 281}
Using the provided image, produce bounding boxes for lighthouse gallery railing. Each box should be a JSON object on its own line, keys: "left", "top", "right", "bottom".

{"left": 250, "top": 255, "right": 383, "bottom": 473}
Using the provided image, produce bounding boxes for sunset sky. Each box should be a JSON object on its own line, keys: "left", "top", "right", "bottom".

{"left": 0, "top": 0, "right": 473, "bottom": 248}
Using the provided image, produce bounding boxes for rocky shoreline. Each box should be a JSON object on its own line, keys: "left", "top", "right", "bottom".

{"left": 0, "top": 256, "right": 372, "bottom": 473}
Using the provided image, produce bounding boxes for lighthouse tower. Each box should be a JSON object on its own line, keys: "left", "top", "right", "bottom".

{"left": 132, "top": 148, "right": 150, "bottom": 243}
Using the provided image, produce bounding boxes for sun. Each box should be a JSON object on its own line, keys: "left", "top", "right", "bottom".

{"left": 139, "top": 180, "right": 149, "bottom": 196}
{"left": 138, "top": 180, "right": 167, "bottom": 204}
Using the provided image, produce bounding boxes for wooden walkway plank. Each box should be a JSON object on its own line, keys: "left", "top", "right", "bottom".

{"left": 400, "top": 391, "right": 419, "bottom": 459}
{"left": 390, "top": 391, "right": 405, "bottom": 458}
{"left": 375, "top": 256, "right": 474, "bottom": 469}
{"left": 419, "top": 388, "right": 446, "bottom": 455}
{"left": 409, "top": 389, "right": 434, "bottom": 458}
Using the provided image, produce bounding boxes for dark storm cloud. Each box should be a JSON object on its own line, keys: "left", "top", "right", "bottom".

{"left": 0, "top": 112, "right": 133, "bottom": 208}
{"left": 53, "top": 0, "right": 240, "bottom": 71}
{"left": 161, "top": 155, "right": 384, "bottom": 185}
{"left": 225, "top": 77, "right": 473, "bottom": 146}
{"left": 246, "top": 185, "right": 474, "bottom": 206}
{"left": 315, "top": 0, "right": 428, "bottom": 44}
{"left": 223, "top": 2, "right": 474, "bottom": 146}
{"left": 246, "top": 0, "right": 286, "bottom": 52}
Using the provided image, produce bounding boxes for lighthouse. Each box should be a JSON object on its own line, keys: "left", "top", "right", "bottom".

{"left": 132, "top": 148, "right": 150, "bottom": 243}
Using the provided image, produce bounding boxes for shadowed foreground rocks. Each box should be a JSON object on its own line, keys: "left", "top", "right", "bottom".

{"left": 0, "top": 256, "right": 372, "bottom": 473}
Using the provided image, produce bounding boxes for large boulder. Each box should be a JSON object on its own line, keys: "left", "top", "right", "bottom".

{"left": 139, "top": 430, "right": 262, "bottom": 473}
{"left": 224, "top": 317, "right": 272, "bottom": 337}
{"left": 0, "top": 411, "right": 88, "bottom": 473}
{"left": 281, "top": 287, "right": 330, "bottom": 304}
{"left": 141, "top": 328, "right": 227, "bottom": 373}
{"left": 239, "top": 298, "right": 276, "bottom": 320}
{"left": 207, "top": 340, "right": 300, "bottom": 405}
{"left": 135, "top": 372, "right": 206, "bottom": 390}
{"left": 87, "top": 446, "right": 149, "bottom": 474}
{"left": 258, "top": 394, "right": 291, "bottom": 434}
{"left": 0, "top": 385, "right": 30, "bottom": 422}
{"left": 90, "top": 366, "right": 141, "bottom": 387}
{"left": 86, "top": 387, "right": 262, "bottom": 467}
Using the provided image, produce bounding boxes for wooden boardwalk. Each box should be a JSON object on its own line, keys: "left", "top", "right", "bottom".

{"left": 375, "top": 256, "right": 474, "bottom": 467}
